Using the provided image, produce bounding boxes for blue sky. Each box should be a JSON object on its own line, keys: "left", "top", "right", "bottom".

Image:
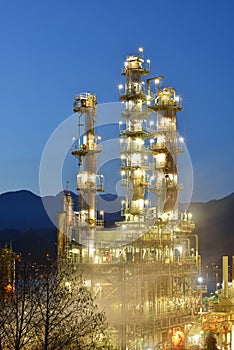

{"left": 0, "top": 0, "right": 234, "bottom": 202}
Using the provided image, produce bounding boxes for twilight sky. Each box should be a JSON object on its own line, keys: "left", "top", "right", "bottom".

{"left": 0, "top": 0, "right": 234, "bottom": 202}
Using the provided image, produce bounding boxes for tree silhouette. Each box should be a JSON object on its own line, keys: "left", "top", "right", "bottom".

{"left": 0, "top": 266, "right": 39, "bottom": 350}
{"left": 0, "top": 262, "right": 113, "bottom": 349}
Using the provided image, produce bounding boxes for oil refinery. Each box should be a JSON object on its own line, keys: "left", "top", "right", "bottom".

{"left": 58, "top": 49, "right": 202, "bottom": 349}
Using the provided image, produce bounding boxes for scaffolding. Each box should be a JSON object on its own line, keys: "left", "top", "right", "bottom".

{"left": 58, "top": 49, "right": 201, "bottom": 349}
{"left": 0, "top": 244, "right": 16, "bottom": 295}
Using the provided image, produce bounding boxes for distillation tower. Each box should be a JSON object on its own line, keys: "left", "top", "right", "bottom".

{"left": 58, "top": 50, "right": 201, "bottom": 350}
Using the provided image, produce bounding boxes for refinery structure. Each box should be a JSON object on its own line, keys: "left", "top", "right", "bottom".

{"left": 58, "top": 49, "right": 201, "bottom": 349}
{"left": 0, "top": 245, "right": 16, "bottom": 296}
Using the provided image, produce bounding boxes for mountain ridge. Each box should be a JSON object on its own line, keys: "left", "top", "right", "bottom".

{"left": 0, "top": 190, "right": 234, "bottom": 266}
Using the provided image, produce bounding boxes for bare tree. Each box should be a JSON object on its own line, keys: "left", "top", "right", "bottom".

{"left": 0, "top": 262, "right": 114, "bottom": 350}
{"left": 0, "top": 266, "right": 39, "bottom": 350}
{"left": 33, "top": 264, "right": 108, "bottom": 349}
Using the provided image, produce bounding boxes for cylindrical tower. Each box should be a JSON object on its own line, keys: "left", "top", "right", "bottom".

{"left": 72, "top": 92, "right": 104, "bottom": 260}
{"left": 57, "top": 190, "right": 73, "bottom": 259}
{"left": 148, "top": 85, "right": 182, "bottom": 222}
{"left": 119, "top": 50, "right": 151, "bottom": 222}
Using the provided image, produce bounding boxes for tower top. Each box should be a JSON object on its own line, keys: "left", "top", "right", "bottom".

{"left": 73, "top": 92, "right": 97, "bottom": 112}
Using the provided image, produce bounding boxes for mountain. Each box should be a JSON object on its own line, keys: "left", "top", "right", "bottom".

{"left": 189, "top": 193, "right": 234, "bottom": 267}
{"left": 0, "top": 190, "right": 55, "bottom": 230}
{"left": 0, "top": 190, "right": 234, "bottom": 266}
{"left": 0, "top": 190, "right": 121, "bottom": 263}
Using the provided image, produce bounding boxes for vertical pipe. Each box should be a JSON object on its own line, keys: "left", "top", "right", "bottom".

{"left": 232, "top": 256, "right": 234, "bottom": 285}
{"left": 223, "top": 256, "right": 229, "bottom": 298}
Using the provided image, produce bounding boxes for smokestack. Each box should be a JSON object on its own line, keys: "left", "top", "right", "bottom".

{"left": 223, "top": 256, "right": 228, "bottom": 298}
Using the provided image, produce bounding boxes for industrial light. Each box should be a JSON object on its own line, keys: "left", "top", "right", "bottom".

{"left": 178, "top": 246, "right": 183, "bottom": 253}
{"left": 154, "top": 78, "right": 160, "bottom": 84}
{"left": 138, "top": 47, "right": 143, "bottom": 53}
{"left": 118, "top": 84, "right": 123, "bottom": 90}
{"left": 146, "top": 59, "right": 150, "bottom": 64}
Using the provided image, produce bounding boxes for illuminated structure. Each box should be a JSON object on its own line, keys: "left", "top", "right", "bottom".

{"left": 58, "top": 49, "right": 201, "bottom": 349}
{"left": 0, "top": 244, "right": 15, "bottom": 295}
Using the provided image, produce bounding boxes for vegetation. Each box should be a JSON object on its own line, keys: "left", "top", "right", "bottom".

{"left": 0, "top": 262, "right": 114, "bottom": 350}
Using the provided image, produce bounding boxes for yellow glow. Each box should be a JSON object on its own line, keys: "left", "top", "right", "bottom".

{"left": 138, "top": 47, "right": 143, "bottom": 52}
{"left": 71, "top": 248, "right": 80, "bottom": 254}
{"left": 162, "top": 213, "right": 168, "bottom": 221}
{"left": 135, "top": 199, "right": 144, "bottom": 210}
{"left": 118, "top": 84, "right": 123, "bottom": 90}
{"left": 90, "top": 247, "right": 95, "bottom": 255}
{"left": 157, "top": 153, "right": 165, "bottom": 162}
{"left": 5, "top": 284, "right": 13, "bottom": 293}
{"left": 134, "top": 168, "right": 142, "bottom": 175}
{"left": 172, "top": 330, "right": 184, "bottom": 346}
{"left": 132, "top": 153, "right": 141, "bottom": 165}
{"left": 90, "top": 208, "right": 95, "bottom": 220}
{"left": 135, "top": 138, "right": 143, "bottom": 145}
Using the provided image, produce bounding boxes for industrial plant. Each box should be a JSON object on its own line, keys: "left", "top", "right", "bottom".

{"left": 57, "top": 49, "right": 203, "bottom": 349}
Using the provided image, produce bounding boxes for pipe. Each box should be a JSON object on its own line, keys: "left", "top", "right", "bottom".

{"left": 223, "top": 255, "right": 229, "bottom": 298}
{"left": 232, "top": 256, "right": 234, "bottom": 285}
